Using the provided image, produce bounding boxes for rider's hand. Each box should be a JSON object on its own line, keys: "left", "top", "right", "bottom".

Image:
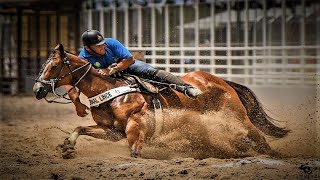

{"left": 97, "top": 69, "right": 108, "bottom": 76}
{"left": 108, "top": 63, "right": 120, "bottom": 75}
{"left": 75, "top": 102, "right": 90, "bottom": 117}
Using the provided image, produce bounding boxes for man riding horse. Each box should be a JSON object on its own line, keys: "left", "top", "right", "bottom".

{"left": 67, "top": 30, "right": 202, "bottom": 117}
{"left": 33, "top": 42, "right": 290, "bottom": 158}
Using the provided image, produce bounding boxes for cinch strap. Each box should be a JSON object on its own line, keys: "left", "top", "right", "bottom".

{"left": 88, "top": 86, "right": 138, "bottom": 107}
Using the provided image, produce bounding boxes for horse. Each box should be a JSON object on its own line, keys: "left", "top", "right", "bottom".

{"left": 33, "top": 44, "right": 289, "bottom": 158}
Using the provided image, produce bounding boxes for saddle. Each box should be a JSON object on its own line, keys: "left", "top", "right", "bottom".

{"left": 121, "top": 74, "right": 160, "bottom": 94}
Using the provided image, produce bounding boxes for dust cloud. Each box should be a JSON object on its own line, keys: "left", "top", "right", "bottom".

{"left": 141, "top": 109, "right": 256, "bottom": 160}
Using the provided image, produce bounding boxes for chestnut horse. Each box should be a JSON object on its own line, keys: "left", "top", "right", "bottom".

{"left": 33, "top": 44, "right": 289, "bottom": 158}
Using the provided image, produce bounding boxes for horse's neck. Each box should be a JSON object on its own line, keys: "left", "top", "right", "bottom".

{"left": 66, "top": 53, "right": 124, "bottom": 97}
{"left": 76, "top": 67, "right": 124, "bottom": 98}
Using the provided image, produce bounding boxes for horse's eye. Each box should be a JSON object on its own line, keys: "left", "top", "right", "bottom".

{"left": 52, "top": 62, "right": 59, "bottom": 67}
{"left": 51, "top": 58, "right": 61, "bottom": 67}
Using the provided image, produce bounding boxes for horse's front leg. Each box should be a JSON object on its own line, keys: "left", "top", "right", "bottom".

{"left": 68, "top": 125, "right": 126, "bottom": 145}
{"left": 58, "top": 107, "right": 125, "bottom": 159}
{"left": 57, "top": 125, "right": 126, "bottom": 159}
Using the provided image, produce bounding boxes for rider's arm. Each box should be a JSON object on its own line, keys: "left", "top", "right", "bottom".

{"left": 108, "top": 38, "right": 134, "bottom": 75}
{"left": 108, "top": 56, "right": 134, "bottom": 75}
{"left": 114, "top": 56, "right": 134, "bottom": 71}
{"left": 65, "top": 85, "right": 89, "bottom": 117}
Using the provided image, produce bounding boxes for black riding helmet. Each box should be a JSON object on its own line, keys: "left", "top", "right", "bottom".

{"left": 81, "top": 30, "right": 106, "bottom": 46}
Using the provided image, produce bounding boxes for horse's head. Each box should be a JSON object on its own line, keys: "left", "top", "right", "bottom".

{"left": 33, "top": 43, "right": 90, "bottom": 100}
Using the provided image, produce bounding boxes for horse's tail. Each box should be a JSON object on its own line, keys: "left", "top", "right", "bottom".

{"left": 225, "top": 80, "right": 290, "bottom": 138}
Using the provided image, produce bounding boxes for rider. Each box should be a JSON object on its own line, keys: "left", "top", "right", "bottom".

{"left": 67, "top": 29, "right": 202, "bottom": 117}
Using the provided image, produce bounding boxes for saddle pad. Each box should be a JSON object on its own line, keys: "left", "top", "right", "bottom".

{"left": 88, "top": 86, "right": 138, "bottom": 107}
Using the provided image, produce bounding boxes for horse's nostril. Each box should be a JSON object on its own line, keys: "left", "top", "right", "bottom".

{"left": 37, "top": 87, "right": 43, "bottom": 95}
{"left": 34, "top": 86, "right": 46, "bottom": 99}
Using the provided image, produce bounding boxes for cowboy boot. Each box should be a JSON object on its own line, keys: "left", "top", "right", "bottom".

{"left": 154, "top": 70, "right": 202, "bottom": 98}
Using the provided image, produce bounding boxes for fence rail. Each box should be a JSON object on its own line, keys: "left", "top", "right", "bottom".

{"left": 129, "top": 45, "right": 319, "bottom": 87}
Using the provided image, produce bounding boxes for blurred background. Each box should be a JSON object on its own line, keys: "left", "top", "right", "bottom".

{"left": 0, "top": 0, "right": 318, "bottom": 93}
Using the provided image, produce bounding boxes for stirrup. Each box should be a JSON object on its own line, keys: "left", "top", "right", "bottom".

{"left": 184, "top": 86, "right": 202, "bottom": 99}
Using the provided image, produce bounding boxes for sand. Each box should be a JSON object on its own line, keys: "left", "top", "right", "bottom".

{"left": 0, "top": 86, "right": 319, "bottom": 179}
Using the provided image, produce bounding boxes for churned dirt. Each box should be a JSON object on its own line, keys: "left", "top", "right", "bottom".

{"left": 0, "top": 87, "right": 319, "bottom": 180}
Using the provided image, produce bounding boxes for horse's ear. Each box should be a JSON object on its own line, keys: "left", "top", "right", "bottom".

{"left": 58, "top": 43, "right": 64, "bottom": 55}
{"left": 54, "top": 44, "right": 60, "bottom": 50}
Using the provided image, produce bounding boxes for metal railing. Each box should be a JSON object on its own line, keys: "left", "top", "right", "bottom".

{"left": 81, "top": 0, "right": 319, "bottom": 87}
{"left": 128, "top": 45, "right": 319, "bottom": 87}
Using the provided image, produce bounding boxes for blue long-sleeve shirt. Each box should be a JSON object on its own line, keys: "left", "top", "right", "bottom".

{"left": 78, "top": 38, "right": 132, "bottom": 69}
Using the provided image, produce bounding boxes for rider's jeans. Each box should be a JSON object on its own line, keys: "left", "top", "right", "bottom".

{"left": 126, "top": 60, "right": 158, "bottom": 77}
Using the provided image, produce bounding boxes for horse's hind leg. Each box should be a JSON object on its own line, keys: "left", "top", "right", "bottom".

{"left": 243, "top": 116, "right": 273, "bottom": 155}
{"left": 125, "top": 117, "right": 147, "bottom": 158}
{"left": 228, "top": 99, "right": 273, "bottom": 155}
{"left": 57, "top": 125, "right": 125, "bottom": 159}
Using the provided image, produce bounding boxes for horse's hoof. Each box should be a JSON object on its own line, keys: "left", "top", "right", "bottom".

{"left": 56, "top": 138, "right": 76, "bottom": 159}
{"left": 267, "top": 149, "right": 283, "bottom": 158}
{"left": 57, "top": 145, "right": 75, "bottom": 159}
{"left": 61, "top": 148, "right": 75, "bottom": 159}
{"left": 130, "top": 150, "right": 139, "bottom": 158}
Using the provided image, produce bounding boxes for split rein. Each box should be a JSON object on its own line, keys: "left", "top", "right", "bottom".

{"left": 36, "top": 51, "right": 92, "bottom": 104}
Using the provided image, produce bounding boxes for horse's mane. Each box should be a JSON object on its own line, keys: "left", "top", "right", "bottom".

{"left": 65, "top": 50, "right": 77, "bottom": 56}
{"left": 65, "top": 50, "right": 90, "bottom": 65}
{"left": 64, "top": 50, "right": 81, "bottom": 58}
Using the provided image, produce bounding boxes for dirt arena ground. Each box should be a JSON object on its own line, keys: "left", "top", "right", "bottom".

{"left": 0, "top": 86, "right": 319, "bottom": 179}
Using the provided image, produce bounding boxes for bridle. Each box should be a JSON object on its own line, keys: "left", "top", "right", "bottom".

{"left": 35, "top": 49, "right": 92, "bottom": 103}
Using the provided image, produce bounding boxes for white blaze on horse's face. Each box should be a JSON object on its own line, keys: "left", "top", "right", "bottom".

{"left": 38, "top": 60, "right": 52, "bottom": 81}
{"left": 39, "top": 52, "right": 63, "bottom": 82}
